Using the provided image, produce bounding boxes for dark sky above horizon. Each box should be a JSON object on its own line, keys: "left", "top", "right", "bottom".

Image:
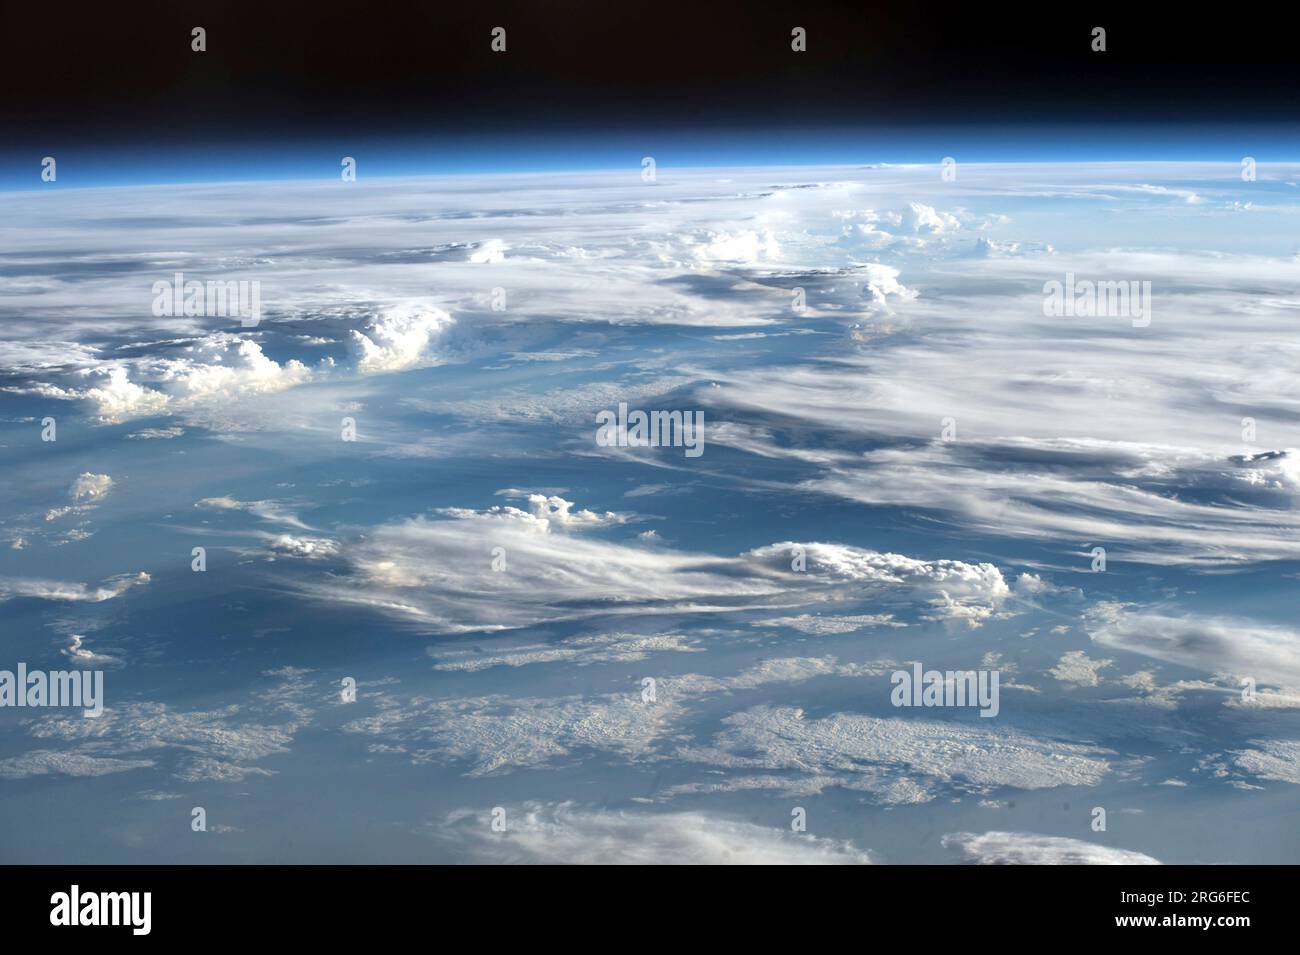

{"left": 5, "top": 1, "right": 1300, "bottom": 150}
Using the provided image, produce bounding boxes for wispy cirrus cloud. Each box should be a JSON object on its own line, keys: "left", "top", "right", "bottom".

{"left": 0, "top": 571, "right": 149, "bottom": 604}
{"left": 296, "top": 495, "right": 1021, "bottom": 634}
{"left": 1086, "top": 602, "right": 1300, "bottom": 688}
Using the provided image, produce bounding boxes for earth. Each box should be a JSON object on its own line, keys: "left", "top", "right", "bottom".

{"left": 1, "top": 159, "right": 1298, "bottom": 862}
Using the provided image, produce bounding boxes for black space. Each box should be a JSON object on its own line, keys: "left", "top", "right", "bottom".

{"left": 4, "top": 1, "right": 1299, "bottom": 145}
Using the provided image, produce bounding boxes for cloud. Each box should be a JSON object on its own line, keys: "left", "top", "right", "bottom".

{"left": 784, "top": 440, "right": 1300, "bottom": 568}
{"left": 431, "top": 375, "right": 696, "bottom": 426}
{"left": 468, "top": 239, "right": 508, "bottom": 264}
{"left": 0, "top": 751, "right": 155, "bottom": 780}
{"left": 77, "top": 336, "right": 315, "bottom": 423}
{"left": 45, "top": 472, "right": 115, "bottom": 521}
{"left": 942, "top": 831, "right": 1161, "bottom": 865}
{"left": 196, "top": 496, "right": 312, "bottom": 530}
{"left": 508, "top": 493, "right": 630, "bottom": 529}
{"left": 264, "top": 534, "right": 340, "bottom": 559}
{"left": 428, "top": 631, "right": 700, "bottom": 672}
{"left": 299, "top": 496, "right": 1017, "bottom": 634}
{"left": 654, "top": 657, "right": 894, "bottom": 701}
{"left": 13, "top": 306, "right": 449, "bottom": 429}
{"left": 696, "top": 237, "right": 1300, "bottom": 568}
{"left": 174, "top": 757, "right": 275, "bottom": 783}
{"left": 4, "top": 669, "right": 316, "bottom": 783}
{"left": 0, "top": 572, "right": 149, "bottom": 604}
{"left": 343, "top": 689, "right": 678, "bottom": 776}
{"left": 1049, "top": 650, "right": 1114, "bottom": 687}
{"left": 832, "top": 203, "right": 972, "bottom": 255}
{"left": 60, "top": 633, "right": 121, "bottom": 667}
{"left": 902, "top": 201, "right": 962, "bottom": 234}
{"left": 436, "top": 802, "right": 875, "bottom": 864}
{"left": 126, "top": 426, "right": 185, "bottom": 440}
{"left": 70, "top": 473, "right": 114, "bottom": 503}
{"left": 345, "top": 655, "right": 888, "bottom": 778}
{"left": 846, "top": 263, "right": 917, "bottom": 307}
{"left": 679, "top": 704, "right": 1114, "bottom": 802}
{"left": 688, "top": 229, "right": 781, "bottom": 266}
{"left": 348, "top": 304, "right": 455, "bottom": 373}
{"left": 81, "top": 365, "right": 171, "bottom": 421}
{"left": 159, "top": 335, "right": 314, "bottom": 400}
{"left": 1229, "top": 739, "right": 1300, "bottom": 785}
{"left": 1106, "top": 672, "right": 1221, "bottom": 709}
{"left": 1086, "top": 604, "right": 1300, "bottom": 687}
{"left": 750, "top": 613, "right": 904, "bottom": 634}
